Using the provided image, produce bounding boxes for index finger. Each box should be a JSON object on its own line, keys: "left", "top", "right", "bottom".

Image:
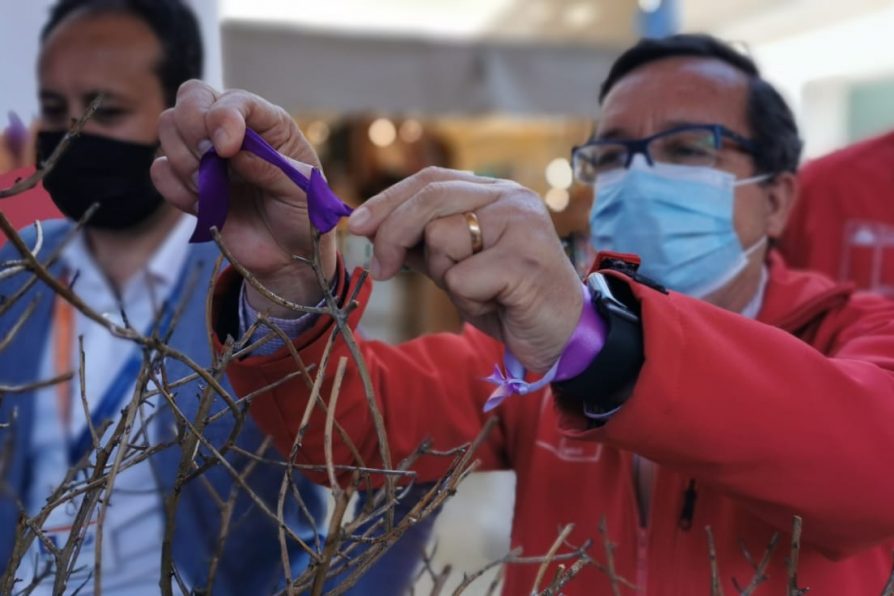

{"left": 170, "top": 80, "right": 220, "bottom": 156}
{"left": 348, "top": 167, "right": 495, "bottom": 236}
{"left": 205, "top": 90, "right": 320, "bottom": 168}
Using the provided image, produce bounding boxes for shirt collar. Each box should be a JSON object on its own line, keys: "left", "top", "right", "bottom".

{"left": 741, "top": 265, "right": 768, "bottom": 320}
{"left": 60, "top": 213, "right": 195, "bottom": 294}
{"left": 145, "top": 213, "right": 195, "bottom": 287}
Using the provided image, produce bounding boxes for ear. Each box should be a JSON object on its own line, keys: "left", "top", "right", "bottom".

{"left": 764, "top": 171, "right": 797, "bottom": 239}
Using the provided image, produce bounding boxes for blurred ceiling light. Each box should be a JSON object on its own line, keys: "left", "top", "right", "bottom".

{"left": 368, "top": 118, "right": 397, "bottom": 147}
{"left": 638, "top": 0, "right": 662, "bottom": 13}
{"left": 544, "top": 187, "right": 570, "bottom": 212}
{"left": 305, "top": 120, "right": 331, "bottom": 145}
{"left": 399, "top": 119, "right": 424, "bottom": 143}
{"left": 222, "top": 0, "right": 516, "bottom": 39}
{"left": 563, "top": 2, "right": 601, "bottom": 28}
{"left": 545, "top": 157, "right": 573, "bottom": 189}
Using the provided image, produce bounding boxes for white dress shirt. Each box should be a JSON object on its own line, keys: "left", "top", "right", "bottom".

{"left": 20, "top": 214, "right": 194, "bottom": 595}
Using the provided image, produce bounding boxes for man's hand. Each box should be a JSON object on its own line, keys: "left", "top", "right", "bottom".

{"left": 150, "top": 80, "right": 336, "bottom": 316}
{"left": 348, "top": 167, "right": 583, "bottom": 373}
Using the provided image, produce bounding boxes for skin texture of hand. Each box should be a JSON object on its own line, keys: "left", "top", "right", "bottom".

{"left": 348, "top": 166, "right": 584, "bottom": 373}
{"left": 150, "top": 80, "right": 337, "bottom": 316}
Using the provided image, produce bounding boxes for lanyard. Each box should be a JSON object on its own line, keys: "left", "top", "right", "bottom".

{"left": 53, "top": 266, "right": 191, "bottom": 465}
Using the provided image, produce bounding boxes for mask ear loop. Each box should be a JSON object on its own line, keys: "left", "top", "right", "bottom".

{"left": 733, "top": 172, "right": 773, "bottom": 187}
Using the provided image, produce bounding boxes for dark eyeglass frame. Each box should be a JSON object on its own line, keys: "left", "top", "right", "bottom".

{"left": 571, "top": 123, "right": 758, "bottom": 180}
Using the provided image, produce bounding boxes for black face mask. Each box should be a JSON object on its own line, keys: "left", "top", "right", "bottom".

{"left": 37, "top": 131, "right": 164, "bottom": 230}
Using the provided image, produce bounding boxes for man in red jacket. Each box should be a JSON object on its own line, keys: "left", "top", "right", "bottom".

{"left": 151, "top": 35, "right": 894, "bottom": 594}
{"left": 779, "top": 130, "right": 894, "bottom": 297}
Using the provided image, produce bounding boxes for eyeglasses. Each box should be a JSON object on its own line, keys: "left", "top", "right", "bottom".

{"left": 571, "top": 124, "right": 757, "bottom": 183}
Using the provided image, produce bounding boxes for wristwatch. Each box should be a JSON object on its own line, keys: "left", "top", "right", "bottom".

{"left": 552, "top": 270, "right": 645, "bottom": 422}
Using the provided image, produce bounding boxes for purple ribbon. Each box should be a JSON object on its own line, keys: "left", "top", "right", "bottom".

{"left": 483, "top": 354, "right": 559, "bottom": 412}
{"left": 190, "top": 128, "right": 352, "bottom": 243}
{"left": 4, "top": 112, "right": 26, "bottom": 158}
{"left": 483, "top": 282, "right": 606, "bottom": 412}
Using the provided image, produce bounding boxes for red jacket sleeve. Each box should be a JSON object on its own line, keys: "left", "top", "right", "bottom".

{"left": 559, "top": 275, "right": 894, "bottom": 557}
{"left": 216, "top": 265, "right": 511, "bottom": 487}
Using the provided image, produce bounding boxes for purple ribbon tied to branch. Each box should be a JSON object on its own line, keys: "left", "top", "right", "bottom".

{"left": 190, "top": 128, "right": 352, "bottom": 243}
{"left": 482, "top": 283, "right": 606, "bottom": 413}
{"left": 483, "top": 353, "right": 559, "bottom": 413}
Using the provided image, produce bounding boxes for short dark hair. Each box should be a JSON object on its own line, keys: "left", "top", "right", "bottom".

{"left": 41, "top": 0, "right": 203, "bottom": 107}
{"left": 599, "top": 33, "right": 802, "bottom": 175}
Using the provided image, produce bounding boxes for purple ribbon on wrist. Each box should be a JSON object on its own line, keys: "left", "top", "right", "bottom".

{"left": 190, "top": 128, "right": 353, "bottom": 243}
{"left": 482, "top": 282, "right": 606, "bottom": 412}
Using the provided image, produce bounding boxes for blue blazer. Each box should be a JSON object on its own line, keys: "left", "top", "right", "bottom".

{"left": 0, "top": 221, "right": 433, "bottom": 594}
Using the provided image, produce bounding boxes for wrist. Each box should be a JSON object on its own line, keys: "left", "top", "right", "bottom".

{"left": 247, "top": 255, "right": 338, "bottom": 318}
{"left": 552, "top": 283, "right": 607, "bottom": 381}
{"left": 552, "top": 272, "right": 645, "bottom": 423}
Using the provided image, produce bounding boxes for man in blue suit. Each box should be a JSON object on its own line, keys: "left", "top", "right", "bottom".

{"left": 0, "top": 1, "right": 431, "bottom": 593}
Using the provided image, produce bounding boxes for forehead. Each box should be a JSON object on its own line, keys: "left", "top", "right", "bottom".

{"left": 38, "top": 11, "right": 162, "bottom": 94}
{"left": 597, "top": 57, "right": 751, "bottom": 138}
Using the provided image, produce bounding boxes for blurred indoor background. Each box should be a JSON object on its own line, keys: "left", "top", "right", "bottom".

{"left": 3, "top": 0, "right": 894, "bottom": 592}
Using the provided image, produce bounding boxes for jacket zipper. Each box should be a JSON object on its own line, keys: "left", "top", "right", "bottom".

{"left": 631, "top": 455, "right": 652, "bottom": 593}
{"left": 678, "top": 479, "right": 698, "bottom": 531}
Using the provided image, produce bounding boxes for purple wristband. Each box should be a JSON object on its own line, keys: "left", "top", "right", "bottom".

{"left": 554, "top": 284, "right": 606, "bottom": 381}
{"left": 483, "top": 282, "right": 606, "bottom": 412}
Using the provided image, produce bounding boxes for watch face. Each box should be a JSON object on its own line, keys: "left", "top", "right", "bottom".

{"left": 586, "top": 272, "right": 616, "bottom": 304}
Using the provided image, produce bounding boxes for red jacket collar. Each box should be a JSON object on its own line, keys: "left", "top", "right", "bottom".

{"left": 592, "top": 249, "right": 854, "bottom": 334}
{"left": 756, "top": 251, "right": 853, "bottom": 332}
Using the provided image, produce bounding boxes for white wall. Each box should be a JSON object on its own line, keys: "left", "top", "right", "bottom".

{"left": 0, "top": 0, "right": 221, "bottom": 122}
{"left": 751, "top": 3, "right": 894, "bottom": 158}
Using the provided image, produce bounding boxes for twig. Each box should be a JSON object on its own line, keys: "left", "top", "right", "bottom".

{"left": 733, "top": 533, "right": 780, "bottom": 596}
{"left": 539, "top": 555, "right": 595, "bottom": 596}
{"left": 428, "top": 563, "right": 453, "bottom": 596}
{"left": 706, "top": 526, "right": 724, "bottom": 596}
{"left": 93, "top": 355, "right": 154, "bottom": 593}
{"left": 600, "top": 516, "right": 622, "bottom": 596}
{"left": 0, "top": 372, "right": 73, "bottom": 395}
{"left": 787, "top": 516, "right": 807, "bottom": 596}
{"left": 310, "top": 481, "right": 355, "bottom": 596}
{"left": 0, "top": 96, "right": 104, "bottom": 199}
{"left": 882, "top": 553, "right": 894, "bottom": 596}
{"left": 531, "top": 523, "right": 574, "bottom": 593}
{"left": 324, "top": 357, "right": 349, "bottom": 489}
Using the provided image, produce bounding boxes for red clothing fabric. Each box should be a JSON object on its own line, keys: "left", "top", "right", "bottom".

{"left": 780, "top": 131, "right": 894, "bottom": 297}
{"left": 0, "top": 168, "right": 59, "bottom": 247}
{"left": 218, "top": 253, "right": 894, "bottom": 595}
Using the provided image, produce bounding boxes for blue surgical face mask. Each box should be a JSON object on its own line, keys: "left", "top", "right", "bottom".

{"left": 589, "top": 156, "right": 770, "bottom": 298}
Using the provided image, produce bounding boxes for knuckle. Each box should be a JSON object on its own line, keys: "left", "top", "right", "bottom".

{"left": 417, "top": 181, "right": 450, "bottom": 206}
{"left": 157, "top": 109, "right": 176, "bottom": 134}
{"left": 419, "top": 165, "right": 447, "bottom": 182}
{"left": 443, "top": 267, "right": 460, "bottom": 293}
{"left": 175, "top": 80, "right": 198, "bottom": 101}
{"left": 423, "top": 218, "right": 450, "bottom": 248}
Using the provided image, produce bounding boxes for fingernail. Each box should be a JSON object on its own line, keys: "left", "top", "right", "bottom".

{"left": 369, "top": 255, "right": 382, "bottom": 279}
{"left": 197, "top": 139, "right": 213, "bottom": 155}
{"left": 213, "top": 128, "right": 230, "bottom": 149}
{"left": 348, "top": 206, "right": 370, "bottom": 230}
{"left": 191, "top": 171, "right": 200, "bottom": 189}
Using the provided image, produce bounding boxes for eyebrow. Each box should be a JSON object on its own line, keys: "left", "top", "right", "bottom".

{"left": 38, "top": 89, "right": 124, "bottom": 105}
{"left": 38, "top": 90, "right": 65, "bottom": 103}
{"left": 595, "top": 120, "right": 717, "bottom": 141}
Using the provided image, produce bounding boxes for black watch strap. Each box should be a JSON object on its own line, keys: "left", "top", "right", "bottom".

{"left": 552, "top": 272, "right": 645, "bottom": 421}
